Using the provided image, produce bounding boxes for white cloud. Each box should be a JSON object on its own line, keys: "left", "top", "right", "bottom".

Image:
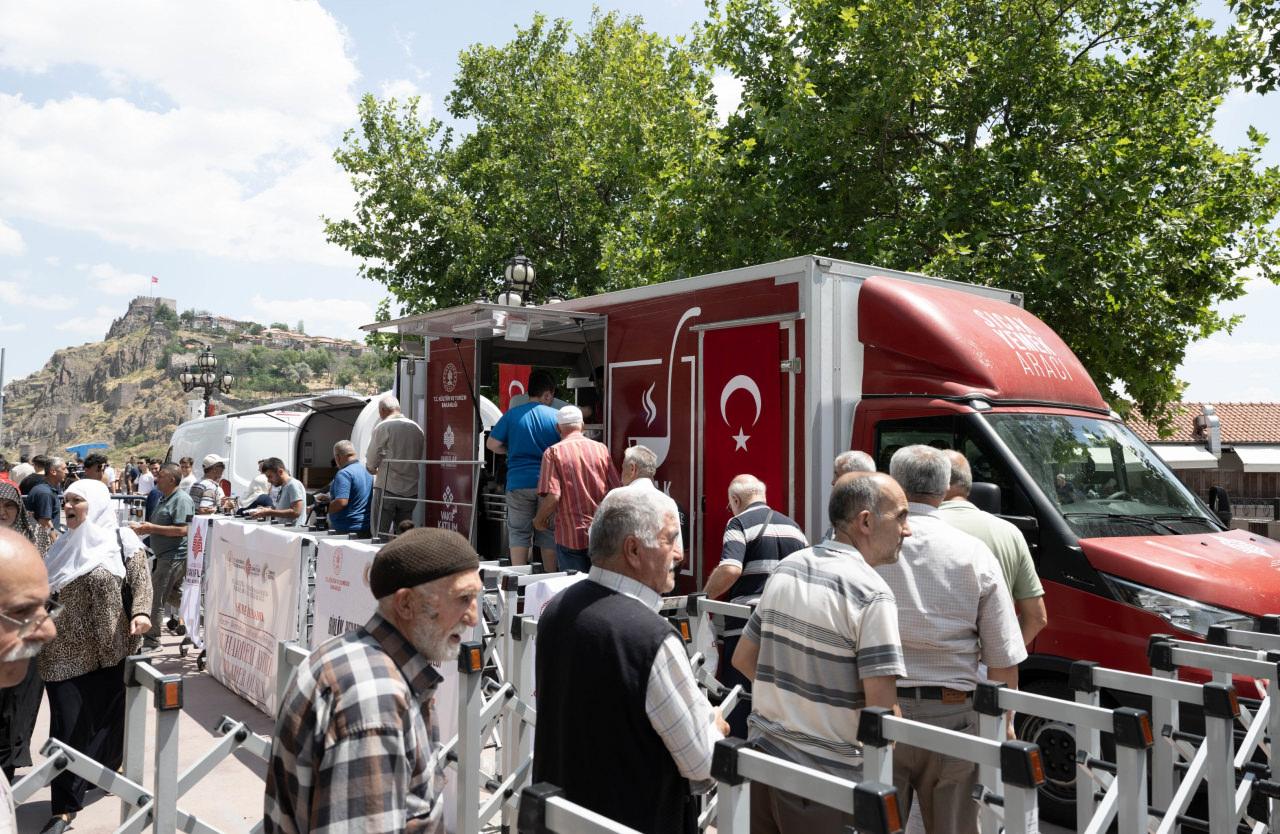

{"left": 1186, "top": 339, "right": 1280, "bottom": 363}
{"left": 43, "top": 255, "right": 60, "bottom": 266}
{"left": 0, "top": 1, "right": 363, "bottom": 266}
{"left": 79, "top": 262, "right": 150, "bottom": 295}
{"left": 711, "top": 72, "right": 743, "bottom": 125}
{"left": 0, "top": 322, "right": 25, "bottom": 333}
{"left": 0, "top": 279, "right": 72, "bottom": 310}
{"left": 379, "top": 78, "right": 423, "bottom": 102}
{"left": 0, "top": 218, "right": 23, "bottom": 255}
{"left": 54, "top": 304, "right": 116, "bottom": 337}
{"left": 247, "top": 294, "right": 375, "bottom": 340}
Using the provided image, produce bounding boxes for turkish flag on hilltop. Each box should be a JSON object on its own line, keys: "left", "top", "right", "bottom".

{"left": 151, "top": 276, "right": 159, "bottom": 284}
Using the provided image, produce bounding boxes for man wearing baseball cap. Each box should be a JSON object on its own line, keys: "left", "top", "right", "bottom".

{"left": 190, "top": 454, "right": 227, "bottom": 516}
{"left": 533, "top": 405, "right": 620, "bottom": 573}
{"left": 265, "top": 527, "right": 482, "bottom": 834}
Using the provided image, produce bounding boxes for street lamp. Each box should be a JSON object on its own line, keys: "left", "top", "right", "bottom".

{"left": 499, "top": 248, "right": 536, "bottom": 306}
{"left": 178, "top": 344, "right": 233, "bottom": 417}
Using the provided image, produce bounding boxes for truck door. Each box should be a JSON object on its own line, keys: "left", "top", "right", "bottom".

{"left": 698, "top": 320, "right": 795, "bottom": 586}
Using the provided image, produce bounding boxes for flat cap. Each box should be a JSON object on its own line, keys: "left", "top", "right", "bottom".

{"left": 370, "top": 527, "right": 480, "bottom": 599}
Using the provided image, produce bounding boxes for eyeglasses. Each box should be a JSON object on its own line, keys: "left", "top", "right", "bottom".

{"left": 0, "top": 599, "right": 63, "bottom": 638}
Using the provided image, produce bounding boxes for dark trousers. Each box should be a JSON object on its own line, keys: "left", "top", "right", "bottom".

{"left": 46, "top": 661, "right": 127, "bottom": 814}
{"left": 0, "top": 660, "right": 43, "bottom": 777}
{"left": 146, "top": 558, "right": 187, "bottom": 642}
{"left": 555, "top": 544, "right": 591, "bottom": 573}
{"left": 720, "top": 617, "right": 753, "bottom": 738}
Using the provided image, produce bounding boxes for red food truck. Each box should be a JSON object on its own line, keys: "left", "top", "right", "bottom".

{"left": 368, "top": 254, "right": 1274, "bottom": 817}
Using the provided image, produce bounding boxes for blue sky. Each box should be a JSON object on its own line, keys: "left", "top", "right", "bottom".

{"left": 0, "top": 0, "right": 1275, "bottom": 408}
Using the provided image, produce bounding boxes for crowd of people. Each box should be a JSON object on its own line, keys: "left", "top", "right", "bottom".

{"left": 0, "top": 372, "right": 1051, "bottom": 833}
{"left": 255, "top": 367, "right": 1049, "bottom": 834}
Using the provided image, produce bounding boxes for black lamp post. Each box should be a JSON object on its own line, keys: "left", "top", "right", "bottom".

{"left": 498, "top": 248, "right": 537, "bottom": 306}
{"left": 179, "top": 345, "right": 233, "bottom": 417}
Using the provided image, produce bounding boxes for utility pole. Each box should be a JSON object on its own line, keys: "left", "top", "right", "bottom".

{"left": 0, "top": 347, "right": 7, "bottom": 450}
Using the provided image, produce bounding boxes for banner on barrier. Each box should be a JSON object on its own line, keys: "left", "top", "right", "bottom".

{"left": 206, "top": 522, "right": 305, "bottom": 715}
{"left": 312, "top": 538, "right": 380, "bottom": 650}
{"left": 179, "top": 515, "right": 210, "bottom": 650}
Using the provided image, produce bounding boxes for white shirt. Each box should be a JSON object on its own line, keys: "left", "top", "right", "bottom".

{"left": 179, "top": 474, "right": 196, "bottom": 492}
{"left": 136, "top": 471, "right": 155, "bottom": 496}
{"left": 367, "top": 414, "right": 425, "bottom": 496}
{"left": 104, "top": 466, "right": 118, "bottom": 488}
{"left": 875, "top": 503, "right": 1026, "bottom": 690}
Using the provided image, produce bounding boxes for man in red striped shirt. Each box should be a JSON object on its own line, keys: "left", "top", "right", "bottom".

{"left": 534, "top": 406, "right": 621, "bottom": 573}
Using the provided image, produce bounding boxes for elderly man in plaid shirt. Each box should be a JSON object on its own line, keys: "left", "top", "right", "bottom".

{"left": 264, "top": 528, "right": 482, "bottom": 834}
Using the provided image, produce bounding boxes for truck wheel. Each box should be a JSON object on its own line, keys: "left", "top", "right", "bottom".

{"left": 1014, "top": 676, "right": 1078, "bottom": 827}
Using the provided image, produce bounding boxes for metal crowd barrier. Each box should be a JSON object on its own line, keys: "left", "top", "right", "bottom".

{"left": 858, "top": 706, "right": 1045, "bottom": 834}
{"left": 518, "top": 783, "right": 646, "bottom": 834}
{"left": 13, "top": 655, "right": 267, "bottom": 834}
{"left": 713, "top": 737, "right": 904, "bottom": 834}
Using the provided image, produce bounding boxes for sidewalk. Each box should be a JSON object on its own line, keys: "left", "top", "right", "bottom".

{"left": 16, "top": 633, "right": 274, "bottom": 834}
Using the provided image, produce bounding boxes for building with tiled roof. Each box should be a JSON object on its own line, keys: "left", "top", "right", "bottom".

{"left": 1132, "top": 402, "right": 1280, "bottom": 504}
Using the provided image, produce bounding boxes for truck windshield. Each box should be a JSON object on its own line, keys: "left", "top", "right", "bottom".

{"left": 983, "top": 413, "right": 1220, "bottom": 538}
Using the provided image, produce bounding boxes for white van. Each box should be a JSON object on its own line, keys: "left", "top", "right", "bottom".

{"left": 165, "top": 390, "right": 373, "bottom": 501}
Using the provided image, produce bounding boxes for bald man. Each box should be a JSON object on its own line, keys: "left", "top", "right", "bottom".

{"left": 0, "top": 529, "right": 59, "bottom": 829}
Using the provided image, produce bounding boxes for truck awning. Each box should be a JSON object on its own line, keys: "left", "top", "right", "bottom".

{"left": 224, "top": 389, "right": 370, "bottom": 419}
{"left": 361, "top": 302, "right": 601, "bottom": 342}
{"left": 1232, "top": 446, "right": 1280, "bottom": 473}
{"left": 1149, "top": 444, "right": 1219, "bottom": 470}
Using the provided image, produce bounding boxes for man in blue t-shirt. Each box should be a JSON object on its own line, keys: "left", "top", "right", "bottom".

{"left": 320, "top": 440, "right": 373, "bottom": 535}
{"left": 486, "top": 369, "right": 561, "bottom": 565}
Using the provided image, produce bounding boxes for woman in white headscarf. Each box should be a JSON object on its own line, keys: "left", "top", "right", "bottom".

{"left": 37, "top": 478, "right": 152, "bottom": 834}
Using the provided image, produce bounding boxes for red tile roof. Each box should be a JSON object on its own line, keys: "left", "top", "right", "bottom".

{"left": 1128, "top": 403, "right": 1280, "bottom": 445}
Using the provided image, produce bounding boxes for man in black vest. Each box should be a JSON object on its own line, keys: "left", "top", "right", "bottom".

{"left": 533, "top": 487, "right": 728, "bottom": 834}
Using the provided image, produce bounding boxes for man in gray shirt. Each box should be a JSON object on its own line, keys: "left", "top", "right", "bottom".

{"left": 131, "top": 463, "right": 194, "bottom": 652}
{"left": 366, "top": 394, "right": 425, "bottom": 535}
{"left": 248, "top": 457, "right": 305, "bottom": 524}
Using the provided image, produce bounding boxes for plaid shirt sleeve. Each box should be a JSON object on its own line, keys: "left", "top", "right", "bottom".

{"left": 645, "top": 633, "right": 723, "bottom": 787}
{"left": 308, "top": 726, "right": 423, "bottom": 833}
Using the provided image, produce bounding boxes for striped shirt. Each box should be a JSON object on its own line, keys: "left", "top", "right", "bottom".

{"left": 538, "top": 432, "right": 621, "bottom": 550}
{"left": 720, "top": 502, "right": 808, "bottom": 603}
{"left": 744, "top": 542, "right": 905, "bottom": 779}
{"left": 589, "top": 567, "right": 724, "bottom": 785}
{"left": 264, "top": 614, "right": 445, "bottom": 834}
{"left": 875, "top": 503, "right": 1026, "bottom": 690}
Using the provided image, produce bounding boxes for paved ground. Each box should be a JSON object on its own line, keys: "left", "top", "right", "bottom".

{"left": 15, "top": 633, "right": 273, "bottom": 834}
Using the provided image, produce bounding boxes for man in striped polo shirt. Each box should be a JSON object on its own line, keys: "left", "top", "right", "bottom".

{"left": 704, "top": 474, "right": 808, "bottom": 737}
{"left": 731, "top": 472, "right": 911, "bottom": 833}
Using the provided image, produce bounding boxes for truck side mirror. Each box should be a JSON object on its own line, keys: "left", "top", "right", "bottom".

{"left": 968, "top": 482, "right": 1002, "bottom": 514}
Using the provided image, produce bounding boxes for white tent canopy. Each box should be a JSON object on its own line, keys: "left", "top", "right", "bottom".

{"left": 1150, "top": 444, "right": 1219, "bottom": 470}
{"left": 1232, "top": 446, "right": 1280, "bottom": 473}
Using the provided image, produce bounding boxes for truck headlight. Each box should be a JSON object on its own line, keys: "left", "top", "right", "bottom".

{"left": 1101, "top": 574, "right": 1256, "bottom": 637}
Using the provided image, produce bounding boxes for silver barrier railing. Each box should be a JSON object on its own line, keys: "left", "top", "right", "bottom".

{"left": 371, "top": 458, "right": 484, "bottom": 540}
{"left": 712, "top": 738, "right": 905, "bottom": 834}
{"left": 1147, "top": 634, "right": 1280, "bottom": 833}
{"left": 970, "top": 680, "right": 1152, "bottom": 833}
{"left": 858, "top": 706, "right": 1044, "bottom": 834}
{"left": 13, "top": 654, "right": 265, "bottom": 834}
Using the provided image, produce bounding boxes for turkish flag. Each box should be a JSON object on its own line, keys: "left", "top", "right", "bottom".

{"left": 498, "top": 364, "right": 532, "bottom": 411}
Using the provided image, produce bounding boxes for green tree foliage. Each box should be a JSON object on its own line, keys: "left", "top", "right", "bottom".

{"left": 325, "top": 11, "right": 724, "bottom": 309}
{"left": 702, "top": 0, "right": 1280, "bottom": 424}
{"left": 325, "top": 2, "right": 1280, "bottom": 426}
{"left": 153, "top": 304, "right": 178, "bottom": 326}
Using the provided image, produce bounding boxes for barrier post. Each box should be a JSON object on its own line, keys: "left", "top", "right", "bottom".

{"left": 1069, "top": 661, "right": 1102, "bottom": 830}
{"left": 120, "top": 653, "right": 149, "bottom": 826}
{"left": 1112, "top": 707, "right": 1153, "bottom": 833}
{"left": 857, "top": 706, "right": 895, "bottom": 785}
{"left": 710, "top": 738, "right": 750, "bottom": 834}
{"left": 457, "top": 640, "right": 485, "bottom": 834}
{"left": 1147, "top": 637, "right": 1180, "bottom": 811}
{"left": 1203, "top": 682, "right": 1240, "bottom": 834}
{"left": 972, "top": 683, "right": 1005, "bottom": 834}
{"left": 999, "top": 741, "right": 1045, "bottom": 834}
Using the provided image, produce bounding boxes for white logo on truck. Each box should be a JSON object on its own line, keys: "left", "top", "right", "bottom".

{"left": 972, "top": 308, "right": 1075, "bottom": 381}
{"left": 628, "top": 306, "right": 702, "bottom": 467}
{"left": 719, "top": 375, "right": 761, "bottom": 452}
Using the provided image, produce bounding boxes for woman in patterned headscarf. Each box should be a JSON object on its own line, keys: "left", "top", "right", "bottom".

{"left": 0, "top": 480, "right": 51, "bottom": 780}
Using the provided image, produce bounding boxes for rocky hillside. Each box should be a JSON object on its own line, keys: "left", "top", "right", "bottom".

{"left": 4, "top": 297, "right": 391, "bottom": 462}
